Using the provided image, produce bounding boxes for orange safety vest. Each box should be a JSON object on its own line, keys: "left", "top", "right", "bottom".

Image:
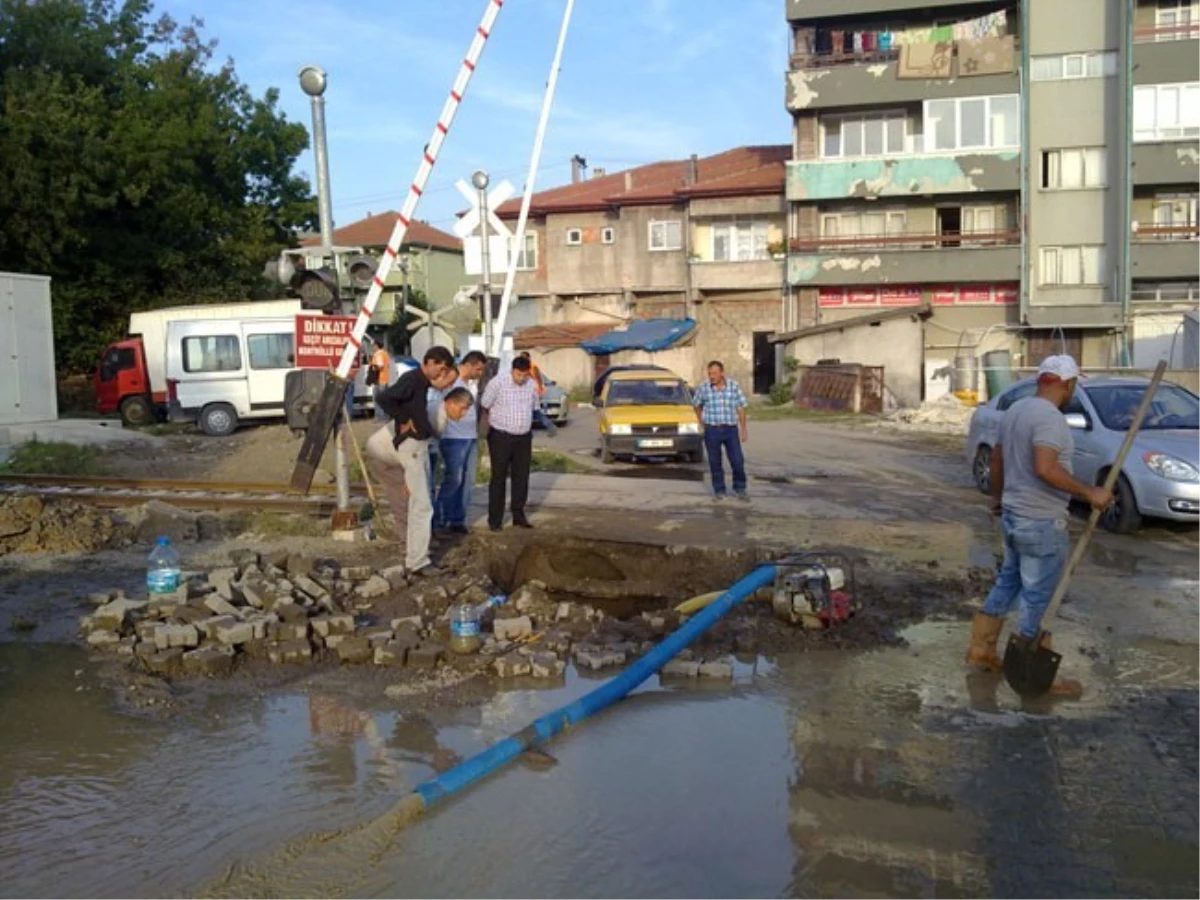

{"left": 530, "top": 361, "right": 545, "bottom": 396}
{"left": 370, "top": 347, "right": 391, "bottom": 385}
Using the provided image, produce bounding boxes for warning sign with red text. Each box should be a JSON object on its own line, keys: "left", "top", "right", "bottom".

{"left": 295, "top": 315, "right": 357, "bottom": 369}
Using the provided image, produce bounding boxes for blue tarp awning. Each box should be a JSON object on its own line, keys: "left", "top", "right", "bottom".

{"left": 580, "top": 318, "right": 696, "bottom": 355}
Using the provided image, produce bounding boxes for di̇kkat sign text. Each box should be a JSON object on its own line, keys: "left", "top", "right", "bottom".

{"left": 294, "top": 314, "right": 357, "bottom": 369}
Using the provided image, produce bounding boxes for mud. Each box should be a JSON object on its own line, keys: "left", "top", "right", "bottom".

{"left": 0, "top": 494, "right": 128, "bottom": 555}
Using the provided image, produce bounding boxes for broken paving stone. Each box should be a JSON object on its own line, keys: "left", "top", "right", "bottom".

{"left": 203, "top": 595, "right": 242, "bottom": 619}
{"left": 229, "top": 549, "right": 260, "bottom": 573}
{"left": 356, "top": 575, "right": 391, "bottom": 599}
{"left": 408, "top": 641, "right": 445, "bottom": 669}
{"left": 116, "top": 636, "right": 138, "bottom": 657}
{"left": 661, "top": 659, "right": 701, "bottom": 679}
{"left": 268, "top": 640, "right": 313, "bottom": 665}
{"left": 311, "top": 614, "right": 355, "bottom": 638}
{"left": 456, "top": 585, "right": 490, "bottom": 608}
{"left": 153, "top": 623, "right": 199, "bottom": 650}
{"left": 238, "top": 581, "right": 269, "bottom": 610}
{"left": 93, "top": 597, "right": 149, "bottom": 632}
{"left": 555, "top": 603, "right": 571, "bottom": 622}
{"left": 336, "top": 636, "right": 373, "bottom": 664}
{"left": 494, "top": 652, "right": 532, "bottom": 678}
{"left": 698, "top": 658, "right": 734, "bottom": 679}
{"left": 573, "top": 647, "right": 625, "bottom": 671}
{"left": 512, "top": 583, "right": 549, "bottom": 613}
{"left": 530, "top": 653, "right": 565, "bottom": 679}
{"left": 322, "top": 633, "right": 349, "bottom": 650}
{"left": 341, "top": 566, "right": 374, "bottom": 582}
{"left": 183, "top": 646, "right": 235, "bottom": 677}
{"left": 358, "top": 625, "right": 394, "bottom": 648}
{"left": 391, "top": 621, "right": 423, "bottom": 644}
{"left": 86, "top": 629, "right": 121, "bottom": 648}
{"left": 276, "top": 603, "right": 309, "bottom": 624}
{"left": 494, "top": 615, "right": 533, "bottom": 642}
{"left": 286, "top": 554, "right": 313, "bottom": 577}
{"left": 380, "top": 565, "right": 408, "bottom": 589}
{"left": 243, "top": 613, "right": 279, "bottom": 641}
{"left": 374, "top": 640, "right": 411, "bottom": 667}
{"left": 142, "top": 646, "right": 184, "bottom": 676}
{"left": 171, "top": 605, "right": 211, "bottom": 626}
{"left": 214, "top": 618, "right": 254, "bottom": 646}
{"left": 270, "top": 621, "right": 310, "bottom": 643}
{"left": 87, "top": 591, "right": 118, "bottom": 607}
{"left": 542, "top": 630, "right": 573, "bottom": 655}
{"left": 263, "top": 548, "right": 290, "bottom": 571}
{"left": 293, "top": 576, "right": 328, "bottom": 602}
{"left": 207, "top": 567, "right": 239, "bottom": 599}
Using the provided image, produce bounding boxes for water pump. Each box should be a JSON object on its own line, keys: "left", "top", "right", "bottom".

{"left": 771, "top": 552, "right": 857, "bottom": 629}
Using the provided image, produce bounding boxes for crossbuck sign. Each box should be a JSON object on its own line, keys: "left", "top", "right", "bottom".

{"left": 452, "top": 178, "right": 516, "bottom": 277}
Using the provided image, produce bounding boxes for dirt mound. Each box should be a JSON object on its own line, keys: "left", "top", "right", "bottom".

{"left": 0, "top": 494, "right": 124, "bottom": 555}
{"left": 881, "top": 394, "right": 975, "bottom": 435}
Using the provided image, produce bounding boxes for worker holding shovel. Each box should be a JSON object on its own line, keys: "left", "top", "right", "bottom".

{"left": 966, "top": 355, "right": 1112, "bottom": 698}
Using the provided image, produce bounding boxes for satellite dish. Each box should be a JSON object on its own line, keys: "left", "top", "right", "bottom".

{"left": 347, "top": 254, "right": 378, "bottom": 290}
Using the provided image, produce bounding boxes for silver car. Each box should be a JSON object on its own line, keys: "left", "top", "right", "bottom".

{"left": 965, "top": 376, "right": 1200, "bottom": 533}
{"left": 539, "top": 372, "right": 570, "bottom": 425}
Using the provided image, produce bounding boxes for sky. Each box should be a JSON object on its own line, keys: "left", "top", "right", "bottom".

{"left": 153, "top": 0, "right": 789, "bottom": 238}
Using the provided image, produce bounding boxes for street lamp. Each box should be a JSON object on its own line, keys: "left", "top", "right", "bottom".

{"left": 472, "top": 170, "right": 493, "bottom": 352}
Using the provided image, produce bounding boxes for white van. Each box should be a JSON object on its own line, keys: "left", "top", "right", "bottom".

{"left": 164, "top": 317, "right": 374, "bottom": 435}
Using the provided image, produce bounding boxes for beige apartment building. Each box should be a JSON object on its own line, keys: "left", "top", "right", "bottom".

{"left": 779, "top": 0, "right": 1198, "bottom": 401}
{"left": 496, "top": 146, "right": 791, "bottom": 393}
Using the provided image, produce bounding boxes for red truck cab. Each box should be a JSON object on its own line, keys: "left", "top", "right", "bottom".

{"left": 94, "top": 338, "right": 158, "bottom": 426}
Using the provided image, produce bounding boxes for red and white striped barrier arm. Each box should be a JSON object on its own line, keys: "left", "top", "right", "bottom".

{"left": 334, "top": 0, "right": 504, "bottom": 379}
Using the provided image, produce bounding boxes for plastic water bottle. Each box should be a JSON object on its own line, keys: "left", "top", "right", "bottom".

{"left": 449, "top": 594, "right": 507, "bottom": 655}
{"left": 146, "top": 537, "right": 182, "bottom": 596}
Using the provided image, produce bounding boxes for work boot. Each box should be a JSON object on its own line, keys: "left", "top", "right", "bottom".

{"left": 1037, "top": 634, "right": 1084, "bottom": 699}
{"left": 965, "top": 612, "right": 1004, "bottom": 672}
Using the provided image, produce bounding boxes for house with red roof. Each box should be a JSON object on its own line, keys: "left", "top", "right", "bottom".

{"left": 495, "top": 145, "right": 791, "bottom": 394}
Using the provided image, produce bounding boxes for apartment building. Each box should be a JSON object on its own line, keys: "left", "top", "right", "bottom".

{"left": 495, "top": 146, "right": 791, "bottom": 392}
{"left": 781, "top": 0, "right": 1198, "bottom": 397}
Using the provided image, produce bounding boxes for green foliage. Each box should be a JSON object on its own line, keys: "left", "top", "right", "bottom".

{"left": 0, "top": 437, "right": 110, "bottom": 475}
{"left": 0, "top": 0, "right": 317, "bottom": 370}
{"left": 386, "top": 287, "right": 429, "bottom": 357}
{"left": 768, "top": 380, "right": 795, "bottom": 406}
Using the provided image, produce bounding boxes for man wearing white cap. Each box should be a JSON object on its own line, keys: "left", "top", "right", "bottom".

{"left": 965, "top": 354, "right": 1112, "bottom": 697}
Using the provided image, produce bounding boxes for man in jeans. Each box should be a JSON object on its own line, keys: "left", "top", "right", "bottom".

{"left": 966, "top": 354, "right": 1112, "bottom": 697}
{"left": 693, "top": 360, "right": 749, "bottom": 501}
{"left": 369, "top": 346, "right": 458, "bottom": 577}
{"left": 481, "top": 356, "right": 540, "bottom": 531}
{"left": 433, "top": 350, "right": 487, "bottom": 534}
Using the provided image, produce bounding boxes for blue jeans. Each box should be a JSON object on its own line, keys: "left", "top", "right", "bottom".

{"left": 435, "top": 438, "right": 476, "bottom": 528}
{"left": 703, "top": 424, "right": 746, "bottom": 496}
{"left": 983, "top": 510, "right": 1069, "bottom": 638}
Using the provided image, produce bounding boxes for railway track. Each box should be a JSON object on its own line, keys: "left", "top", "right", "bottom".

{"left": 0, "top": 473, "right": 371, "bottom": 515}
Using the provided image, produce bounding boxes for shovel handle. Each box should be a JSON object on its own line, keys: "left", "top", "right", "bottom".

{"left": 1039, "top": 359, "right": 1168, "bottom": 629}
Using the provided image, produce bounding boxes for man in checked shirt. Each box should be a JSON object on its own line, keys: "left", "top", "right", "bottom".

{"left": 481, "top": 355, "right": 540, "bottom": 531}
{"left": 693, "top": 359, "right": 750, "bottom": 501}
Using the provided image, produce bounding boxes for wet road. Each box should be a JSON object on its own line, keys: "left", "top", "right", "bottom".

{"left": 2, "top": 621, "right": 1195, "bottom": 899}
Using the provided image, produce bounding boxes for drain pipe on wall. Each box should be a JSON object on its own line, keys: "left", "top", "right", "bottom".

{"left": 372, "top": 563, "right": 778, "bottom": 829}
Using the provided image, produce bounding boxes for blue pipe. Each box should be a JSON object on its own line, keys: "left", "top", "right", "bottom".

{"left": 413, "top": 563, "right": 777, "bottom": 809}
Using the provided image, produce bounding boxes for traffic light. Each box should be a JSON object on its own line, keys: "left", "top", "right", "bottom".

{"left": 291, "top": 267, "right": 340, "bottom": 312}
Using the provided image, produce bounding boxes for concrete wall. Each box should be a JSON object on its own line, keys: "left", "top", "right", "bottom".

{"left": 695, "top": 295, "right": 781, "bottom": 392}
{"left": 787, "top": 0, "right": 997, "bottom": 19}
{"left": 1029, "top": 0, "right": 1120, "bottom": 53}
{"left": 1133, "top": 37, "right": 1200, "bottom": 85}
{"left": 1133, "top": 142, "right": 1200, "bottom": 186}
{"left": 784, "top": 312, "right": 924, "bottom": 406}
{"left": 789, "top": 246, "right": 1020, "bottom": 286}
{"left": 0, "top": 272, "right": 57, "bottom": 426}
{"left": 693, "top": 259, "right": 786, "bottom": 291}
{"left": 787, "top": 153, "right": 1020, "bottom": 201}
{"left": 619, "top": 205, "right": 688, "bottom": 291}
{"left": 1131, "top": 239, "right": 1200, "bottom": 280}
{"left": 542, "top": 211, "right": 623, "bottom": 296}
{"left": 787, "top": 65, "right": 1017, "bottom": 112}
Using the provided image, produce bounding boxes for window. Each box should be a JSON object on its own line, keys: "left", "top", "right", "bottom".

{"left": 182, "top": 335, "right": 242, "bottom": 373}
{"left": 710, "top": 217, "right": 771, "bottom": 261}
{"left": 514, "top": 232, "right": 537, "bottom": 270}
{"left": 247, "top": 333, "right": 293, "bottom": 370}
{"left": 1031, "top": 51, "right": 1117, "bottom": 81}
{"left": 601, "top": 227, "right": 616, "bottom": 245}
{"left": 99, "top": 347, "right": 137, "bottom": 382}
{"left": 998, "top": 381, "right": 1038, "bottom": 411}
{"left": 565, "top": 228, "right": 582, "bottom": 246}
{"left": 820, "top": 210, "right": 907, "bottom": 245}
{"left": 1157, "top": 2, "right": 1198, "bottom": 40}
{"left": 821, "top": 112, "right": 906, "bottom": 158}
{"left": 1040, "top": 246, "right": 1106, "bottom": 286}
{"left": 1134, "top": 83, "right": 1200, "bottom": 141}
{"left": 923, "top": 95, "right": 1020, "bottom": 152}
{"left": 648, "top": 220, "right": 682, "bottom": 251}
{"left": 962, "top": 207, "right": 995, "bottom": 234}
{"left": 1042, "top": 148, "right": 1107, "bottom": 189}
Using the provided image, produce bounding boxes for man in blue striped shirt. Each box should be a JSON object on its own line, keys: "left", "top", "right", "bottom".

{"left": 693, "top": 360, "right": 749, "bottom": 501}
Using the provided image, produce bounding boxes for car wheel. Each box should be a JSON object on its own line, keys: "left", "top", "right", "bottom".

{"left": 972, "top": 445, "right": 992, "bottom": 494}
{"left": 199, "top": 403, "right": 238, "bottom": 437}
{"left": 1100, "top": 472, "right": 1142, "bottom": 534}
{"left": 600, "top": 439, "right": 615, "bottom": 464}
{"left": 119, "top": 395, "right": 155, "bottom": 428}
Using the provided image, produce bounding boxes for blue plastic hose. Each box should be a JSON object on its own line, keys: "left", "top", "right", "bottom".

{"left": 413, "top": 563, "right": 777, "bottom": 809}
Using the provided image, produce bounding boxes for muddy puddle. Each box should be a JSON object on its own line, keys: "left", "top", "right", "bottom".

{"left": 2, "top": 620, "right": 1196, "bottom": 899}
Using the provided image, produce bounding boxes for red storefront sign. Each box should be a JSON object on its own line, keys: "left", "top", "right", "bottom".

{"left": 995, "top": 285, "right": 1019, "bottom": 305}
{"left": 818, "top": 288, "right": 846, "bottom": 307}
{"left": 958, "top": 285, "right": 993, "bottom": 305}
{"left": 847, "top": 289, "right": 877, "bottom": 305}
{"left": 294, "top": 314, "right": 357, "bottom": 369}
{"left": 932, "top": 288, "right": 957, "bottom": 306}
{"left": 880, "top": 286, "right": 923, "bottom": 306}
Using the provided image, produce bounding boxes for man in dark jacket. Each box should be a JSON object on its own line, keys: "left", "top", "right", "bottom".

{"left": 367, "top": 346, "right": 457, "bottom": 576}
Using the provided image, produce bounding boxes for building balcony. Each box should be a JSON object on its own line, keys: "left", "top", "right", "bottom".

{"left": 787, "top": 230, "right": 1020, "bottom": 286}
{"left": 1132, "top": 225, "right": 1200, "bottom": 280}
{"left": 786, "top": 44, "right": 1018, "bottom": 111}
{"left": 786, "top": 0, "right": 999, "bottom": 20}
{"left": 1133, "top": 142, "right": 1200, "bottom": 186}
{"left": 689, "top": 257, "right": 785, "bottom": 292}
{"left": 786, "top": 153, "right": 1019, "bottom": 202}
{"left": 1026, "top": 288, "right": 1123, "bottom": 329}
{"left": 1133, "top": 23, "right": 1200, "bottom": 85}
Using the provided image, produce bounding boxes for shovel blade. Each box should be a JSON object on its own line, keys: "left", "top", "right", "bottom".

{"left": 1002, "top": 632, "right": 1062, "bottom": 698}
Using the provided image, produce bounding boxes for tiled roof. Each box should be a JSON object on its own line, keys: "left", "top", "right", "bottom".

{"left": 494, "top": 145, "right": 789, "bottom": 217}
{"left": 513, "top": 322, "right": 615, "bottom": 350}
{"left": 300, "top": 211, "right": 461, "bottom": 253}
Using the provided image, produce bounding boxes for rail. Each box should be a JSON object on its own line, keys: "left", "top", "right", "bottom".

{"left": 1133, "top": 23, "right": 1200, "bottom": 43}
{"left": 789, "top": 230, "right": 1020, "bottom": 252}
{"left": 1131, "top": 224, "right": 1200, "bottom": 241}
{"left": 0, "top": 474, "right": 370, "bottom": 515}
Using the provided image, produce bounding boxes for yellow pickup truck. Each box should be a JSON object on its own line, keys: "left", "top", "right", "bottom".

{"left": 596, "top": 369, "right": 703, "bottom": 464}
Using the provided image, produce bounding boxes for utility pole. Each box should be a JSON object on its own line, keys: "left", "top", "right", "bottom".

{"left": 299, "top": 63, "right": 356, "bottom": 534}
{"left": 398, "top": 256, "right": 411, "bottom": 355}
{"left": 473, "top": 169, "right": 493, "bottom": 354}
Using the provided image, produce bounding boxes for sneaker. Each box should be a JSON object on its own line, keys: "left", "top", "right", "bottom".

{"left": 488, "top": 523, "right": 503, "bottom": 533}
{"left": 411, "top": 564, "right": 443, "bottom": 579}
{"left": 513, "top": 517, "right": 534, "bottom": 529}
{"left": 713, "top": 493, "right": 727, "bottom": 502}
{"left": 735, "top": 491, "right": 750, "bottom": 502}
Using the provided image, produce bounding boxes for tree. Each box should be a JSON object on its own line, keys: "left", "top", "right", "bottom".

{"left": 0, "top": 0, "right": 316, "bottom": 370}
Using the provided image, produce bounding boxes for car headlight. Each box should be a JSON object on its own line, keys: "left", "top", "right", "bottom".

{"left": 609, "top": 423, "right": 632, "bottom": 435}
{"left": 678, "top": 422, "right": 700, "bottom": 434}
{"left": 1143, "top": 452, "right": 1200, "bottom": 482}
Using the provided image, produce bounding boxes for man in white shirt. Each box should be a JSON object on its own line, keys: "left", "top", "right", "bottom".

{"left": 481, "top": 356, "right": 541, "bottom": 531}
{"left": 433, "top": 350, "right": 487, "bottom": 534}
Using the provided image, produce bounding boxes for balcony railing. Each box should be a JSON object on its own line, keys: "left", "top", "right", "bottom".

{"left": 789, "top": 46, "right": 900, "bottom": 70}
{"left": 1132, "top": 224, "right": 1200, "bottom": 241}
{"left": 1133, "top": 23, "right": 1200, "bottom": 43}
{"left": 789, "top": 230, "right": 1020, "bottom": 252}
